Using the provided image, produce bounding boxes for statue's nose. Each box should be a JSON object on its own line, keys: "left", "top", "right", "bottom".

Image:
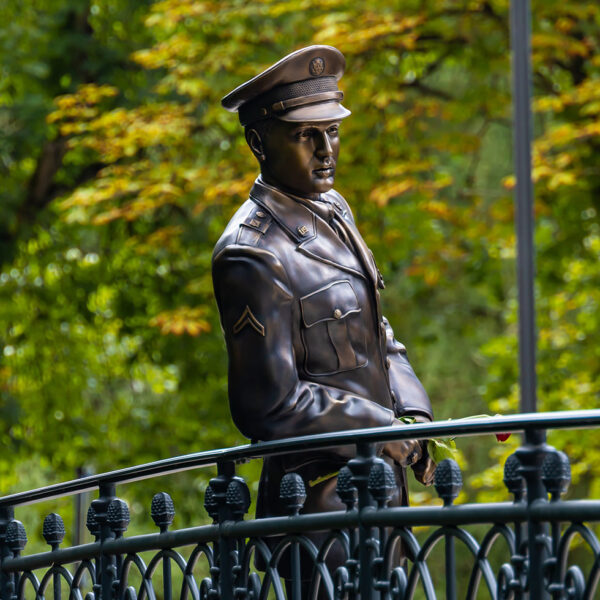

{"left": 315, "top": 131, "right": 333, "bottom": 157}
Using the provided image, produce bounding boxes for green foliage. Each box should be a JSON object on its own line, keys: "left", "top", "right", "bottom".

{"left": 1, "top": 0, "right": 599, "bottom": 541}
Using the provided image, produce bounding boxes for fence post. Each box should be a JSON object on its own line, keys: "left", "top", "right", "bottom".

{"left": 0, "top": 508, "right": 14, "bottom": 600}
{"left": 503, "top": 453, "right": 526, "bottom": 598}
{"left": 348, "top": 443, "right": 379, "bottom": 600}
{"left": 90, "top": 483, "right": 117, "bottom": 600}
{"left": 433, "top": 460, "right": 463, "bottom": 600}
{"left": 210, "top": 461, "right": 237, "bottom": 600}
{"left": 516, "top": 429, "right": 550, "bottom": 600}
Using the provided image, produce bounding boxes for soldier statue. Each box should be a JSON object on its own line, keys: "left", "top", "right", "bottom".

{"left": 212, "top": 45, "right": 435, "bottom": 589}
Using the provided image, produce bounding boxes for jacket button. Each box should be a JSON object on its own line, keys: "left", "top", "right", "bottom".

{"left": 385, "top": 358, "right": 391, "bottom": 369}
{"left": 333, "top": 308, "right": 342, "bottom": 319}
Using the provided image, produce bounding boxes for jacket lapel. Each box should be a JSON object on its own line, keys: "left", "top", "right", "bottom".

{"left": 249, "top": 178, "right": 368, "bottom": 281}
{"left": 298, "top": 220, "right": 367, "bottom": 280}
{"left": 328, "top": 203, "right": 380, "bottom": 287}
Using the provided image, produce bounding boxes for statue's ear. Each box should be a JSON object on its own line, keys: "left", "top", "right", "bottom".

{"left": 245, "top": 128, "right": 265, "bottom": 162}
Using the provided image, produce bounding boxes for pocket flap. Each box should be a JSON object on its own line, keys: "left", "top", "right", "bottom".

{"left": 300, "top": 280, "right": 360, "bottom": 328}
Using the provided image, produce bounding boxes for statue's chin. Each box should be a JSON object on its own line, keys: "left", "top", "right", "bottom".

{"left": 263, "top": 172, "right": 335, "bottom": 197}
{"left": 311, "top": 173, "right": 335, "bottom": 194}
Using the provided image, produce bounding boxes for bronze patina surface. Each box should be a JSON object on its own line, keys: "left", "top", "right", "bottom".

{"left": 213, "top": 46, "right": 435, "bottom": 574}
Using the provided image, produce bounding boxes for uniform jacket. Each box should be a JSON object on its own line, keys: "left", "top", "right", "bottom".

{"left": 212, "top": 177, "right": 432, "bottom": 519}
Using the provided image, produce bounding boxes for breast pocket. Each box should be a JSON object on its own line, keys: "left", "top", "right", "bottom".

{"left": 300, "top": 280, "right": 368, "bottom": 376}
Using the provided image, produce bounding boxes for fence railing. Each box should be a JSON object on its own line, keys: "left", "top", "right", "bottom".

{"left": 1, "top": 410, "right": 600, "bottom": 600}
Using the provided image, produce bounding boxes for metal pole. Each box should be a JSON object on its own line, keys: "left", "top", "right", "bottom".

{"left": 510, "top": 5, "right": 549, "bottom": 596}
{"left": 510, "top": 0, "right": 538, "bottom": 414}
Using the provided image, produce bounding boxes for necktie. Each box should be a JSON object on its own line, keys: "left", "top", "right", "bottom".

{"left": 296, "top": 194, "right": 379, "bottom": 285}
{"left": 296, "top": 196, "right": 383, "bottom": 287}
{"left": 313, "top": 199, "right": 353, "bottom": 249}
{"left": 317, "top": 198, "right": 380, "bottom": 286}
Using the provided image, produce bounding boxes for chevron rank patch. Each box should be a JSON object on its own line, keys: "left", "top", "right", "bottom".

{"left": 233, "top": 305, "right": 265, "bottom": 337}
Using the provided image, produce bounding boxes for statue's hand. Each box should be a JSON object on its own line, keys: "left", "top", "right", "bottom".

{"left": 411, "top": 454, "right": 436, "bottom": 486}
{"left": 396, "top": 414, "right": 437, "bottom": 486}
{"left": 382, "top": 420, "right": 423, "bottom": 467}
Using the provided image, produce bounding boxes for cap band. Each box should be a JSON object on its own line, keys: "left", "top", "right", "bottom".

{"left": 271, "top": 91, "right": 343, "bottom": 113}
{"left": 239, "top": 76, "right": 340, "bottom": 126}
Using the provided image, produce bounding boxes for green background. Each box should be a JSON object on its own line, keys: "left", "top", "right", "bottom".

{"left": 0, "top": 0, "right": 598, "bottom": 573}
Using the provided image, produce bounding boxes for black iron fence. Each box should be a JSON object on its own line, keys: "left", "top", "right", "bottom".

{"left": 1, "top": 411, "right": 600, "bottom": 600}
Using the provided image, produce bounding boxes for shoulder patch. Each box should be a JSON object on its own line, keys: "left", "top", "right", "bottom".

{"left": 245, "top": 208, "right": 272, "bottom": 233}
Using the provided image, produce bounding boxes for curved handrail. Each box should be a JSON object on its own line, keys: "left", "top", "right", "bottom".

{"left": 1, "top": 410, "right": 599, "bottom": 508}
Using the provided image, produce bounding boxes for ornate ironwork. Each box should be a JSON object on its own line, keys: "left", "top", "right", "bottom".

{"left": 0, "top": 412, "right": 599, "bottom": 600}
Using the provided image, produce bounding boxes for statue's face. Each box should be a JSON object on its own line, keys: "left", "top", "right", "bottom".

{"left": 260, "top": 119, "right": 341, "bottom": 196}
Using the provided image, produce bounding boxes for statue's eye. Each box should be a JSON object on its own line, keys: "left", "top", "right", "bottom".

{"left": 296, "top": 129, "right": 313, "bottom": 140}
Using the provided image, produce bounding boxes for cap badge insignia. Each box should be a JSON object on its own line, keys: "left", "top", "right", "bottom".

{"left": 309, "top": 57, "right": 325, "bottom": 76}
{"left": 233, "top": 305, "right": 265, "bottom": 337}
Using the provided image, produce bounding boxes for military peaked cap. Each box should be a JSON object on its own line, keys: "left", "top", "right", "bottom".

{"left": 222, "top": 45, "right": 351, "bottom": 127}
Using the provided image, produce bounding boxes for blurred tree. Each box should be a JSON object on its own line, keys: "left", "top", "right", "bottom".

{"left": 0, "top": 0, "right": 599, "bottom": 536}
{"left": 0, "top": 0, "right": 154, "bottom": 260}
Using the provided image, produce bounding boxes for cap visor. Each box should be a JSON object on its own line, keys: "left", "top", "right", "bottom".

{"left": 278, "top": 102, "right": 351, "bottom": 123}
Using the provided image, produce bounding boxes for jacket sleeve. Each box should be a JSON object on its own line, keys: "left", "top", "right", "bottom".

{"left": 212, "top": 244, "right": 396, "bottom": 443}
{"left": 382, "top": 316, "right": 433, "bottom": 420}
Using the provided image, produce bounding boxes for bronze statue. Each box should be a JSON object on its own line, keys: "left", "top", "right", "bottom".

{"left": 213, "top": 45, "right": 435, "bottom": 583}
